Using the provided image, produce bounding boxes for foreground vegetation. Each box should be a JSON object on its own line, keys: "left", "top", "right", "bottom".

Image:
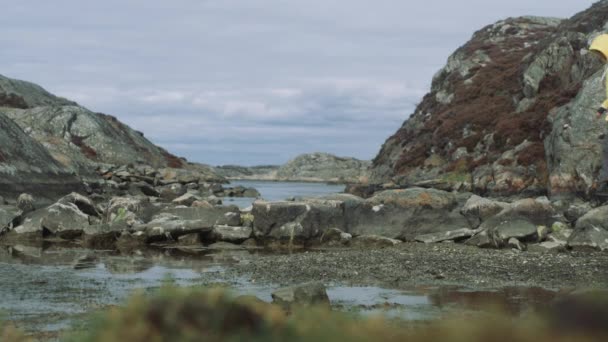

{"left": 2, "top": 286, "right": 608, "bottom": 341}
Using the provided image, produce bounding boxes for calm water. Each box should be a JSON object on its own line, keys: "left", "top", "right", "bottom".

{"left": 0, "top": 247, "right": 558, "bottom": 335}
{"left": 222, "top": 180, "right": 346, "bottom": 208}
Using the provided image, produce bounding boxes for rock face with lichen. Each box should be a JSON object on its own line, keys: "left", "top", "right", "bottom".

{"left": 0, "top": 73, "right": 189, "bottom": 175}
{"left": 370, "top": 2, "right": 608, "bottom": 198}
{"left": 0, "top": 112, "right": 83, "bottom": 202}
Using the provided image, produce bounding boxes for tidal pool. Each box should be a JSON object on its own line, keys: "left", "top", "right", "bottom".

{"left": 0, "top": 244, "right": 560, "bottom": 338}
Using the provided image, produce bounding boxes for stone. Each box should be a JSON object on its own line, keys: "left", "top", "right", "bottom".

{"left": 350, "top": 235, "right": 401, "bottom": 248}
{"left": 160, "top": 206, "right": 239, "bottom": 226}
{"left": 508, "top": 237, "right": 526, "bottom": 251}
{"left": 464, "top": 230, "right": 498, "bottom": 248}
{"left": 242, "top": 188, "right": 261, "bottom": 198}
{"left": 347, "top": 188, "right": 472, "bottom": 240}
{"left": 13, "top": 202, "right": 90, "bottom": 240}
{"left": 211, "top": 225, "right": 252, "bottom": 243}
{"left": 271, "top": 282, "right": 330, "bottom": 309}
{"left": 83, "top": 222, "right": 128, "bottom": 249}
{"left": 529, "top": 241, "right": 565, "bottom": 252}
{"left": 17, "top": 194, "right": 35, "bottom": 214}
{"left": 319, "top": 227, "right": 352, "bottom": 246}
{"left": 57, "top": 192, "right": 99, "bottom": 217}
{"left": 134, "top": 219, "right": 214, "bottom": 242}
{"left": 159, "top": 183, "right": 186, "bottom": 201}
{"left": 564, "top": 202, "right": 593, "bottom": 224}
{"left": 107, "top": 196, "right": 159, "bottom": 226}
{"left": 536, "top": 225, "right": 551, "bottom": 242}
{"left": 550, "top": 222, "right": 573, "bottom": 242}
{"left": 568, "top": 205, "right": 608, "bottom": 251}
{"left": 215, "top": 212, "right": 242, "bottom": 226}
{"left": 206, "top": 196, "right": 223, "bottom": 206}
{"left": 0, "top": 206, "right": 20, "bottom": 229}
{"left": 177, "top": 233, "right": 203, "bottom": 245}
{"left": 252, "top": 200, "right": 345, "bottom": 241}
{"left": 414, "top": 228, "right": 479, "bottom": 244}
{"left": 172, "top": 193, "right": 200, "bottom": 206}
{"left": 567, "top": 226, "right": 608, "bottom": 252}
{"left": 460, "top": 195, "right": 508, "bottom": 227}
{"left": 191, "top": 200, "right": 213, "bottom": 209}
{"left": 494, "top": 218, "right": 538, "bottom": 242}
{"left": 39, "top": 203, "right": 90, "bottom": 239}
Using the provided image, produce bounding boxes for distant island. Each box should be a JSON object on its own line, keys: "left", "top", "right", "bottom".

{"left": 214, "top": 152, "right": 371, "bottom": 184}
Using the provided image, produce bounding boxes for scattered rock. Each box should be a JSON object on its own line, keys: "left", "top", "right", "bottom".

{"left": 271, "top": 282, "right": 330, "bottom": 309}
{"left": 508, "top": 237, "right": 526, "bottom": 251}
{"left": 177, "top": 233, "right": 203, "bottom": 245}
{"left": 17, "top": 194, "right": 35, "bottom": 214}
{"left": 319, "top": 227, "right": 352, "bottom": 246}
{"left": 172, "top": 193, "right": 200, "bottom": 206}
{"left": 568, "top": 205, "right": 608, "bottom": 251}
{"left": 350, "top": 235, "right": 401, "bottom": 248}
{"left": 215, "top": 212, "right": 241, "bottom": 226}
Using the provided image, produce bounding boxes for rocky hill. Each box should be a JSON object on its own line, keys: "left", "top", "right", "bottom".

{"left": 370, "top": 2, "right": 608, "bottom": 199}
{"left": 215, "top": 153, "right": 370, "bottom": 183}
{"left": 0, "top": 74, "right": 222, "bottom": 182}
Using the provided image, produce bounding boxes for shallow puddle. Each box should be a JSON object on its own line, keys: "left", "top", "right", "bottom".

{"left": 0, "top": 244, "right": 561, "bottom": 337}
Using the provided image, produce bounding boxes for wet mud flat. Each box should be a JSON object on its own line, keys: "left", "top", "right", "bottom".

{"left": 1, "top": 242, "right": 607, "bottom": 339}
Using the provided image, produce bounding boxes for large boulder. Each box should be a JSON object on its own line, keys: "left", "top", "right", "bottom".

{"left": 159, "top": 206, "right": 240, "bottom": 227}
{"left": 252, "top": 200, "right": 345, "bottom": 241}
{"left": 134, "top": 219, "right": 214, "bottom": 242}
{"left": 11, "top": 202, "right": 90, "bottom": 240}
{"left": 568, "top": 205, "right": 608, "bottom": 251}
{"left": 347, "top": 188, "right": 472, "bottom": 240}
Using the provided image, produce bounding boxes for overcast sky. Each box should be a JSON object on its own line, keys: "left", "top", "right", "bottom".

{"left": 2, "top": 0, "right": 597, "bottom": 166}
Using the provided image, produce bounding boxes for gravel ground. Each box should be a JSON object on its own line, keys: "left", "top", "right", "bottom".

{"left": 226, "top": 243, "right": 608, "bottom": 290}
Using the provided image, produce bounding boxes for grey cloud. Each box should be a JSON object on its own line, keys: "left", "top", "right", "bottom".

{"left": 2, "top": 0, "right": 597, "bottom": 165}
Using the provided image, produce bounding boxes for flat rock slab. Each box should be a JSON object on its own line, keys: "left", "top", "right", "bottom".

{"left": 415, "top": 228, "right": 479, "bottom": 244}
{"left": 350, "top": 235, "right": 401, "bottom": 248}
{"left": 211, "top": 225, "right": 252, "bottom": 243}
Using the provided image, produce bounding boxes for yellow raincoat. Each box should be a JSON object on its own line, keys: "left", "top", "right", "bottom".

{"left": 590, "top": 34, "right": 608, "bottom": 111}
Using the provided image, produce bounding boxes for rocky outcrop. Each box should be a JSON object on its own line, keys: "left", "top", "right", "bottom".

{"left": 0, "top": 73, "right": 224, "bottom": 192}
{"left": 215, "top": 152, "right": 370, "bottom": 183}
{"left": 370, "top": 4, "right": 608, "bottom": 198}
{"left": 0, "top": 112, "right": 83, "bottom": 202}
{"left": 0, "top": 74, "right": 75, "bottom": 108}
{"left": 1, "top": 105, "right": 187, "bottom": 175}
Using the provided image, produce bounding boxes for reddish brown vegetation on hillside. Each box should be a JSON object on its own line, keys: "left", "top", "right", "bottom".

{"left": 383, "top": 17, "right": 587, "bottom": 183}
{"left": 0, "top": 93, "right": 28, "bottom": 109}
{"left": 163, "top": 151, "right": 185, "bottom": 168}
{"left": 70, "top": 135, "right": 98, "bottom": 159}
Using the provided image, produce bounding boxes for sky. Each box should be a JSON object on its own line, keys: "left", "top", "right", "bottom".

{"left": 1, "top": 0, "right": 598, "bottom": 166}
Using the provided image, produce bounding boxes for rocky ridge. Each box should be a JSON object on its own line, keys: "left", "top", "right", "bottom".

{"left": 370, "top": 5, "right": 608, "bottom": 198}
{"left": 0, "top": 73, "right": 224, "bottom": 201}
